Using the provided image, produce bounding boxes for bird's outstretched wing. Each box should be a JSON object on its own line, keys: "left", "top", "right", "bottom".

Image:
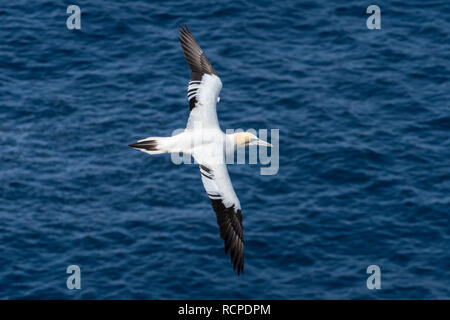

{"left": 179, "top": 25, "right": 222, "bottom": 130}
{"left": 198, "top": 162, "right": 244, "bottom": 275}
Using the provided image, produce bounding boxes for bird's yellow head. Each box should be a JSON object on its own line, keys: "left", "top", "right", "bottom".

{"left": 233, "top": 132, "right": 273, "bottom": 148}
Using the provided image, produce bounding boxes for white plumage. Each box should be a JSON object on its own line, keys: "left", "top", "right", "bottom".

{"left": 129, "top": 26, "right": 272, "bottom": 275}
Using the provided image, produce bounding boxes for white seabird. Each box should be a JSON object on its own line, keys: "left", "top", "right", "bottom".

{"left": 129, "top": 25, "right": 272, "bottom": 275}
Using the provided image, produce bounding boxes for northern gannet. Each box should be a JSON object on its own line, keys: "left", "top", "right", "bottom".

{"left": 129, "top": 26, "right": 272, "bottom": 275}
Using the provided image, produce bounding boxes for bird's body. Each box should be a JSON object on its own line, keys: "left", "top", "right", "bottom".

{"left": 129, "top": 26, "right": 272, "bottom": 275}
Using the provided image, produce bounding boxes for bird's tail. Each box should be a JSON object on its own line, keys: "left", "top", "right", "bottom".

{"left": 129, "top": 137, "right": 169, "bottom": 155}
{"left": 129, "top": 133, "right": 187, "bottom": 155}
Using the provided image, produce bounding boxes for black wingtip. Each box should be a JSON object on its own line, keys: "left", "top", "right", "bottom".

{"left": 178, "top": 24, "right": 190, "bottom": 34}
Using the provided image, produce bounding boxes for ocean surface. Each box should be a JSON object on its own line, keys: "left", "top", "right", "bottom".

{"left": 0, "top": 0, "right": 449, "bottom": 299}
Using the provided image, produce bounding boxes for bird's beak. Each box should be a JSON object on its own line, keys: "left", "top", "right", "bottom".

{"left": 250, "top": 139, "right": 273, "bottom": 147}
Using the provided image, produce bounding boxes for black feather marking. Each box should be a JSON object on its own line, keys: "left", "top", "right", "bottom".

{"left": 201, "top": 171, "right": 213, "bottom": 180}
{"left": 179, "top": 25, "right": 218, "bottom": 111}
{"left": 210, "top": 198, "right": 244, "bottom": 276}
{"left": 128, "top": 140, "right": 158, "bottom": 151}
{"left": 198, "top": 164, "right": 244, "bottom": 275}
{"left": 200, "top": 165, "right": 212, "bottom": 173}
{"left": 199, "top": 165, "right": 214, "bottom": 179}
{"left": 189, "top": 97, "right": 197, "bottom": 111}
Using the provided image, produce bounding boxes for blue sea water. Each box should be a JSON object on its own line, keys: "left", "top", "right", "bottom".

{"left": 0, "top": 0, "right": 449, "bottom": 299}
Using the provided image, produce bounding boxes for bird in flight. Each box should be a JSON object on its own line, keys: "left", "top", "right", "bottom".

{"left": 129, "top": 26, "right": 272, "bottom": 275}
